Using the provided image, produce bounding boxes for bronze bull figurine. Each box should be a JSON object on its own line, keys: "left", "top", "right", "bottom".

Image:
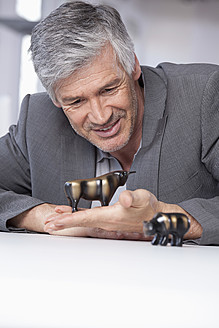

{"left": 64, "top": 170, "right": 136, "bottom": 212}
{"left": 143, "top": 212, "right": 190, "bottom": 246}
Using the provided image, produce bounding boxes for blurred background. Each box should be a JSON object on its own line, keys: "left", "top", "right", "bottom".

{"left": 0, "top": 0, "right": 219, "bottom": 137}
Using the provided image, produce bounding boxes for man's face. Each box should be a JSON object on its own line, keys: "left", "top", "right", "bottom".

{"left": 54, "top": 46, "right": 142, "bottom": 153}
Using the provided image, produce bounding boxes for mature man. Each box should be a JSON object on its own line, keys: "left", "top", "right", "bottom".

{"left": 0, "top": 1, "right": 218, "bottom": 244}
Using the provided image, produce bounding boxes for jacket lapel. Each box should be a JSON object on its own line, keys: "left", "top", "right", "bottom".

{"left": 127, "top": 66, "right": 168, "bottom": 198}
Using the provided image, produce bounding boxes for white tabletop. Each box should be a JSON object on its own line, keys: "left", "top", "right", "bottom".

{"left": 0, "top": 232, "right": 218, "bottom": 328}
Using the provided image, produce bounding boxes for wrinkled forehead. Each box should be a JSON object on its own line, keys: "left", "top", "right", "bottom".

{"left": 53, "top": 44, "right": 126, "bottom": 97}
{"left": 76, "top": 44, "right": 123, "bottom": 77}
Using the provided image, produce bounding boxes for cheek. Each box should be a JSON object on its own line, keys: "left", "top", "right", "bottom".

{"left": 107, "top": 91, "right": 134, "bottom": 112}
{"left": 65, "top": 111, "right": 86, "bottom": 129}
{"left": 120, "top": 85, "right": 137, "bottom": 109}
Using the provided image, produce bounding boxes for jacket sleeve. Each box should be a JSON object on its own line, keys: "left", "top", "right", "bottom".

{"left": 178, "top": 70, "right": 219, "bottom": 245}
{"left": 0, "top": 95, "right": 45, "bottom": 232}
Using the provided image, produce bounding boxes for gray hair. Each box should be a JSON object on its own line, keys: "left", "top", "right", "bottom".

{"left": 29, "top": 1, "right": 135, "bottom": 101}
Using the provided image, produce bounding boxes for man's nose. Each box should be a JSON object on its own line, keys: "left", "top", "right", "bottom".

{"left": 87, "top": 98, "right": 112, "bottom": 124}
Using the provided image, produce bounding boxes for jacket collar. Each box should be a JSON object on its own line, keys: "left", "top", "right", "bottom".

{"left": 126, "top": 65, "right": 168, "bottom": 197}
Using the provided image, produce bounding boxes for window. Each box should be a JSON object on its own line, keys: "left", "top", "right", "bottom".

{"left": 16, "top": 0, "right": 43, "bottom": 107}
{"left": 16, "top": 0, "right": 42, "bottom": 22}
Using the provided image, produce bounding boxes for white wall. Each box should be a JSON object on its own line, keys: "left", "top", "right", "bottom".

{"left": 0, "top": 0, "right": 22, "bottom": 136}
{"left": 106, "top": 0, "right": 219, "bottom": 67}
{"left": 0, "top": 0, "right": 219, "bottom": 136}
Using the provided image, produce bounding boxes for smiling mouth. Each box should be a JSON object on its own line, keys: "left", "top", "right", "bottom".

{"left": 93, "top": 119, "right": 121, "bottom": 138}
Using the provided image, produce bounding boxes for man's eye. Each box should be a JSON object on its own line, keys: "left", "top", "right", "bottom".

{"left": 63, "top": 99, "right": 83, "bottom": 111}
{"left": 104, "top": 87, "right": 117, "bottom": 94}
{"left": 71, "top": 99, "right": 81, "bottom": 105}
{"left": 68, "top": 99, "right": 83, "bottom": 108}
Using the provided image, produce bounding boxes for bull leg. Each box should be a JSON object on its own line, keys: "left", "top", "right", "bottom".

{"left": 175, "top": 235, "right": 183, "bottom": 247}
{"left": 101, "top": 198, "right": 110, "bottom": 206}
{"left": 100, "top": 179, "right": 113, "bottom": 206}
{"left": 100, "top": 190, "right": 110, "bottom": 206}
{"left": 160, "top": 235, "right": 169, "bottom": 246}
{"left": 171, "top": 234, "right": 183, "bottom": 246}
{"left": 64, "top": 183, "right": 79, "bottom": 212}
{"left": 171, "top": 234, "right": 177, "bottom": 246}
{"left": 152, "top": 233, "right": 162, "bottom": 245}
{"left": 71, "top": 199, "right": 79, "bottom": 212}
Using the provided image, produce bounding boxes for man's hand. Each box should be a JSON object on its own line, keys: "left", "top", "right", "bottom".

{"left": 8, "top": 203, "right": 144, "bottom": 239}
{"left": 44, "top": 203, "right": 150, "bottom": 240}
{"left": 44, "top": 189, "right": 203, "bottom": 240}
{"left": 44, "top": 189, "right": 158, "bottom": 234}
{"left": 7, "top": 203, "right": 99, "bottom": 237}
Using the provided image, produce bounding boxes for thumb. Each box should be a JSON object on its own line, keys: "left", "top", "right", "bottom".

{"left": 119, "top": 189, "right": 153, "bottom": 209}
{"left": 119, "top": 190, "right": 135, "bottom": 208}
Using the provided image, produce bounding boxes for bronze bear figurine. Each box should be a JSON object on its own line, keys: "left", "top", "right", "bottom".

{"left": 64, "top": 170, "right": 136, "bottom": 212}
{"left": 143, "top": 212, "right": 190, "bottom": 247}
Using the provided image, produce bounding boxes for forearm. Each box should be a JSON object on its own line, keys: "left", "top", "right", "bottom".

{"left": 160, "top": 202, "right": 203, "bottom": 240}
{"left": 178, "top": 196, "right": 219, "bottom": 245}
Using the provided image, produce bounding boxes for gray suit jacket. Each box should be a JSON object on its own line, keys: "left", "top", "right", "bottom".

{"left": 0, "top": 63, "right": 218, "bottom": 244}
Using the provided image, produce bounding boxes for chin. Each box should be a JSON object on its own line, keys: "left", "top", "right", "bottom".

{"left": 94, "top": 137, "right": 130, "bottom": 153}
{"left": 74, "top": 127, "right": 131, "bottom": 153}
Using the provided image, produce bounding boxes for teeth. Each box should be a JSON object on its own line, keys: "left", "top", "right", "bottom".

{"left": 100, "top": 125, "right": 113, "bottom": 131}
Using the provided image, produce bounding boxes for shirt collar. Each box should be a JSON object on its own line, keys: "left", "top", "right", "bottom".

{"left": 96, "top": 139, "right": 142, "bottom": 164}
{"left": 96, "top": 148, "right": 113, "bottom": 163}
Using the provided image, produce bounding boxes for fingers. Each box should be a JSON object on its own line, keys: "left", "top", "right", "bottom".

{"left": 47, "top": 227, "right": 91, "bottom": 237}
{"left": 44, "top": 206, "right": 104, "bottom": 233}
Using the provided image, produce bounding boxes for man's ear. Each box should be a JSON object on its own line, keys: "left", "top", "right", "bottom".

{"left": 132, "top": 54, "right": 141, "bottom": 81}
{"left": 52, "top": 99, "right": 62, "bottom": 108}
